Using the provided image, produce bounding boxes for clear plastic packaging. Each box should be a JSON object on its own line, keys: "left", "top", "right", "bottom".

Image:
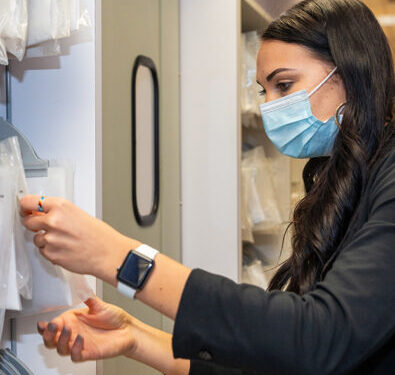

{"left": 2, "top": 0, "right": 28, "bottom": 61}
{"left": 70, "top": 0, "right": 91, "bottom": 32}
{"left": 241, "top": 31, "right": 265, "bottom": 129}
{"left": 25, "top": 0, "right": 91, "bottom": 58}
{"left": 25, "top": 39, "right": 61, "bottom": 58}
{"left": 27, "top": 0, "right": 71, "bottom": 47}
{"left": 0, "top": 137, "right": 32, "bottom": 301}
{"left": 242, "top": 146, "right": 283, "bottom": 233}
{"left": 241, "top": 166, "right": 254, "bottom": 243}
{"left": 0, "top": 166, "right": 15, "bottom": 309}
{"left": 20, "top": 159, "right": 93, "bottom": 316}
{"left": 0, "top": 1, "right": 12, "bottom": 65}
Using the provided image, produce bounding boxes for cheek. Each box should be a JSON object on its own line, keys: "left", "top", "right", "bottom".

{"left": 309, "top": 85, "right": 342, "bottom": 122}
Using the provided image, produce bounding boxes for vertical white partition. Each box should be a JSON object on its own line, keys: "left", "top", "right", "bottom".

{"left": 180, "top": 0, "right": 241, "bottom": 281}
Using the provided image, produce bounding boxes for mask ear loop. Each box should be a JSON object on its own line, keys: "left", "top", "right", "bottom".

{"left": 335, "top": 102, "right": 347, "bottom": 129}
{"left": 308, "top": 66, "right": 338, "bottom": 98}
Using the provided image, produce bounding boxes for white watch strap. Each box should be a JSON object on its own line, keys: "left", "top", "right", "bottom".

{"left": 134, "top": 244, "right": 159, "bottom": 260}
{"left": 117, "top": 280, "right": 137, "bottom": 299}
{"left": 117, "top": 244, "right": 159, "bottom": 299}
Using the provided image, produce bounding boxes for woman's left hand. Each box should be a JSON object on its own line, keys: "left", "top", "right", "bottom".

{"left": 37, "top": 296, "right": 138, "bottom": 362}
{"left": 20, "top": 195, "right": 141, "bottom": 285}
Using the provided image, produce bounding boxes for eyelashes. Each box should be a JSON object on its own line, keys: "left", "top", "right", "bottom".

{"left": 257, "top": 81, "right": 294, "bottom": 96}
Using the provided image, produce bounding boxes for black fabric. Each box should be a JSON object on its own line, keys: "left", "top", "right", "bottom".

{"left": 172, "top": 148, "right": 395, "bottom": 375}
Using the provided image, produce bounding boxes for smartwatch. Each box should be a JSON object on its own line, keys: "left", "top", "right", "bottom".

{"left": 116, "top": 244, "right": 159, "bottom": 299}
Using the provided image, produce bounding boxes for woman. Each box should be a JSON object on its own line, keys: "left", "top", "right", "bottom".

{"left": 20, "top": 0, "right": 394, "bottom": 374}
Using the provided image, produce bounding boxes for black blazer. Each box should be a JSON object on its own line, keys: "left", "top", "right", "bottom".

{"left": 172, "top": 147, "right": 395, "bottom": 375}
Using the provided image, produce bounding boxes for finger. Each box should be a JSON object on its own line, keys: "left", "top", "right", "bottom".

{"left": 37, "top": 321, "right": 47, "bottom": 335}
{"left": 20, "top": 195, "right": 58, "bottom": 216}
{"left": 33, "top": 232, "right": 48, "bottom": 249}
{"left": 43, "top": 322, "right": 59, "bottom": 348}
{"left": 42, "top": 318, "right": 65, "bottom": 349}
{"left": 23, "top": 215, "right": 49, "bottom": 232}
{"left": 84, "top": 295, "right": 104, "bottom": 314}
{"left": 57, "top": 326, "right": 72, "bottom": 356}
{"left": 70, "top": 335, "right": 85, "bottom": 362}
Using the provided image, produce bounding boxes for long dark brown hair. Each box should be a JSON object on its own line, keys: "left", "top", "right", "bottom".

{"left": 264, "top": 0, "right": 395, "bottom": 294}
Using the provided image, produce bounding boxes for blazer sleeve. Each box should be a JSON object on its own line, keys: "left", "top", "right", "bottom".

{"left": 188, "top": 360, "right": 261, "bottom": 375}
{"left": 172, "top": 152, "right": 395, "bottom": 375}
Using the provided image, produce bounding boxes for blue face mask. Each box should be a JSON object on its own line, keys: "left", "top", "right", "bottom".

{"left": 259, "top": 67, "right": 342, "bottom": 159}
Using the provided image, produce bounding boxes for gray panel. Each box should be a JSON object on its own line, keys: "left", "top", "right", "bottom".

{"left": 101, "top": 0, "right": 180, "bottom": 374}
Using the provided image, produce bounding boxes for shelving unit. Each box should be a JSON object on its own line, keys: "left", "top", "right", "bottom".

{"left": 239, "top": 1, "right": 307, "bottom": 286}
{"left": 180, "top": 0, "right": 306, "bottom": 286}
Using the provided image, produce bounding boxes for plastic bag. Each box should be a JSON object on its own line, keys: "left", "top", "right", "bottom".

{"left": 242, "top": 146, "right": 282, "bottom": 233}
{"left": 25, "top": 39, "right": 61, "bottom": 58}
{"left": 241, "top": 31, "right": 264, "bottom": 128}
{"left": 0, "top": 166, "right": 16, "bottom": 309}
{"left": 25, "top": 0, "right": 91, "bottom": 58}
{"left": 2, "top": 0, "right": 28, "bottom": 61}
{"left": 70, "top": 0, "right": 91, "bottom": 32}
{"left": 6, "top": 235, "right": 22, "bottom": 311}
{"left": 0, "top": 2, "right": 11, "bottom": 65}
{"left": 19, "top": 160, "right": 93, "bottom": 316}
{"left": 0, "top": 137, "right": 32, "bottom": 300}
{"left": 241, "top": 166, "right": 254, "bottom": 243}
{"left": 242, "top": 259, "right": 269, "bottom": 290}
{"left": 27, "top": 0, "right": 71, "bottom": 47}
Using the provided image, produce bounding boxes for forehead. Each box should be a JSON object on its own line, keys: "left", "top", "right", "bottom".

{"left": 256, "top": 40, "right": 323, "bottom": 81}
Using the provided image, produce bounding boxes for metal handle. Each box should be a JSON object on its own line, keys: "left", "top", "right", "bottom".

{"left": 131, "top": 55, "right": 160, "bottom": 227}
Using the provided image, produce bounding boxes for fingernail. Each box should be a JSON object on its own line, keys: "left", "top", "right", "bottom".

{"left": 37, "top": 322, "right": 45, "bottom": 334}
{"left": 75, "top": 334, "right": 83, "bottom": 345}
{"left": 48, "top": 323, "right": 57, "bottom": 333}
{"left": 61, "top": 326, "right": 70, "bottom": 336}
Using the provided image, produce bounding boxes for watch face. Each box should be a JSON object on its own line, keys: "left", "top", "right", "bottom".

{"left": 117, "top": 252, "right": 154, "bottom": 289}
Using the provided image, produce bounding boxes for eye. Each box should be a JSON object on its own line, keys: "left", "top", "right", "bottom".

{"left": 276, "top": 81, "right": 293, "bottom": 93}
{"left": 258, "top": 88, "right": 266, "bottom": 96}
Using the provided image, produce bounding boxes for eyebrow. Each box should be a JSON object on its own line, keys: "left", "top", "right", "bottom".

{"left": 266, "top": 68, "right": 296, "bottom": 82}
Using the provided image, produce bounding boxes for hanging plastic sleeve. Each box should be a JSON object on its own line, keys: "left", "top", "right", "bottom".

{"left": 0, "top": 145, "right": 18, "bottom": 309}
{"left": 2, "top": 0, "right": 28, "bottom": 61}
{"left": 0, "top": 2, "right": 11, "bottom": 65}
{"left": 0, "top": 137, "right": 33, "bottom": 300}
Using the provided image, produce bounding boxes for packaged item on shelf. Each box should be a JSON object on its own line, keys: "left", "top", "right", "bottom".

{"left": 6, "top": 0, "right": 28, "bottom": 61}
{"left": 27, "top": 0, "right": 71, "bottom": 47}
{"left": 0, "top": 141, "right": 19, "bottom": 311}
{"left": 70, "top": 0, "right": 91, "bottom": 32}
{"left": 0, "top": 0, "right": 28, "bottom": 61}
{"left": 20, "top": 160, "right": 93, "bottom": 316}
{"left": 25, "top": 0, "right": 91, "bottom": 58}
{"left": 6, "top": 235, "right": 22, "bottom": 311}
{"left": 241, "top": 166, "right": 255, "bottom": 243}
{"left": 242, "top": 259, "right": 269, "bottom": 290}
{"left": 24, "top": 39, "right": 61, "bottom": 58}
{"left": 242, "top": 146, "right": 282, "bottom": 233}
{"left": 1, "top": 137, "right": 32, "bottom": 301}
{"left": 241, "top": 31, "right": 264, "bottom": 128}
{"left": 0, "top": 1, "right": 12, "bottom": 65}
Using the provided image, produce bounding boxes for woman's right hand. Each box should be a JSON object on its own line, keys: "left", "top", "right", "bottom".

{"left": 20, "top": 195, "right": 142, "bottom": 286}
{"left": 37, "top": 296, "right": 137, "bottom": 362}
